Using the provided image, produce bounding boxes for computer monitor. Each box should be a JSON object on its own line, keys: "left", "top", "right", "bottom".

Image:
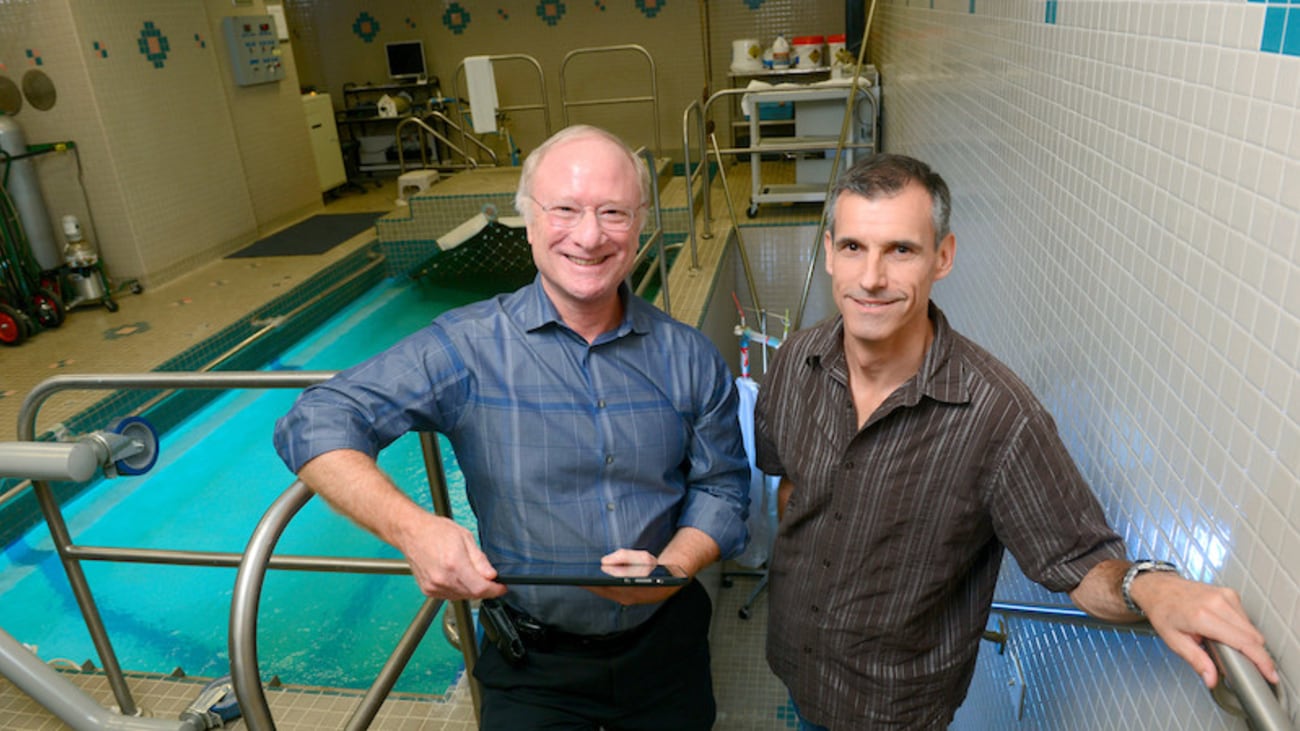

{"left": 385, "top": 40, "right": 427, "bottom": 81}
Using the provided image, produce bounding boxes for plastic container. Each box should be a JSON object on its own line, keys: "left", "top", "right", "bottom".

{"left": 770, "top": 34, "right": 790, "bottom": 69}
{"left": 731, "top": 38, "right": 763, "bottom": 73}
{"left": 791, "top": 35, "right": 825, "bottom": 69}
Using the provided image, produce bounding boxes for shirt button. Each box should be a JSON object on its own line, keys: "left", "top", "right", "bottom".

{"left": 834, "top": 512, "right": 843, "bottom": 521}
{"left": 605, "top": 455, "right": 614, "bottom": 465}
{"left": 810, "top": 605, "right": 819, "bottom": 613}
{"left": 597, "top": 399, "right": 606, "bottom": 409}
{"left": 844, "top": 461, "right": 854, "bottom": 470}
{"left": 803, "top": 646, "right": 812, "bottom": 654}
{"left": 822, "top": 559, "right": 831, "bottom": 568}
{"left": 606, "top": 502, "right": 615, "bottom": 511}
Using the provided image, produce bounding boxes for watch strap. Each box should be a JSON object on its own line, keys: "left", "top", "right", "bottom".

{"left": 1121, "top": 559, "right": 1179, "bottom": 617}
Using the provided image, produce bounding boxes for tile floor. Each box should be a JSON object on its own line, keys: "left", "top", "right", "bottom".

{"left": 0, "top": 160, "right": 814, "bottom": 729}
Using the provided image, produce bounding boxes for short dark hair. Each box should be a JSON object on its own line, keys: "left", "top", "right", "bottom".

{"left": 825, "top": 153, "right": 952, "bottom": 248}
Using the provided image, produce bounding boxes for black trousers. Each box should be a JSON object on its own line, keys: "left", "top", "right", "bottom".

{"left": 473, "top": 580, "right": 715, "bottom": 731}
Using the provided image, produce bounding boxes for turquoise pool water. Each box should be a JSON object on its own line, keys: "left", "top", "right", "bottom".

{"left": 0, "top": 276, "right": 514, "bottom": 695}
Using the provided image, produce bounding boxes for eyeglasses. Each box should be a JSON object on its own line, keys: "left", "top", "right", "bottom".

{"left": 528, "top": 196, "right": 640, "bottom": 233}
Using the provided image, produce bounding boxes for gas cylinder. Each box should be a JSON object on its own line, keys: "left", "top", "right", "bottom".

{"left": 0, "top": 112, "right": 61, "bottom": 271}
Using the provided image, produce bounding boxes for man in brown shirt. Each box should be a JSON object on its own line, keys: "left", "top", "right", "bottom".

{"left": 753, "top": 154, "right": 1278, "bottom": 729}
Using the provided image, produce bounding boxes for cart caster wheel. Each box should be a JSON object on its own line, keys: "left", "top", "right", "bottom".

{"left": 721, "top": 576, "right": 734, "bottom": 589}
{"left": 746, "top": 203, "right": 759, "bottom": 218}
{"left": 130, "top": 282, "right": 144, "bottom": 295}
{"left": 738, "top": 607, "right": 751, "bottom": 621}
{"left": 104, "top": 298, "right": 119, "bottom": 313}
{"left": 32, "top": 287, "right": 65, "bottom": 329}
{"left": 0, "top": 303, "right": 27, "bottom": 346}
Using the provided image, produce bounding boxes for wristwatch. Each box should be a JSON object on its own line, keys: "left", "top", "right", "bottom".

{"left": 1121, "top": 559, "right": 1179, "bottom": 617}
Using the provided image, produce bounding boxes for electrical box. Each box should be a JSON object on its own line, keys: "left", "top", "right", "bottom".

{"left": 222, "top": 15, "right": 285, "bottom": 87}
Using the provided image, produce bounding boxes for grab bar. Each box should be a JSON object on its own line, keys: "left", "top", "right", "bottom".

{"left": 987, "top": 601, "right": 1295, "bottom": 730}
{"left": 630, "top": 147, "right": 671, "bottom": 316}
{"left": 560, "top": 44, "right": 662, "bottom": 157}
{"left": 449, "top": 53, "right": 552, "bottom": 161}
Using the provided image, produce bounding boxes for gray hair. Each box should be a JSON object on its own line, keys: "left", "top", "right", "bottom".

{"left": 825, "top": 153, "right": 952, "bottom": 248}
{"left": 514, "top": 125, "right": 651, "bottom": 227}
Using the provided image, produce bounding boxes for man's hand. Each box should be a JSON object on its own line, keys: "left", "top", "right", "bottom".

{"left": 1071, "top": 559, "right": 1278, "bottom": 688}
{"left": 395, "top": 511, "right": 506, "bottom": 601}
{"left": 298, "top": 449, "right": 505, "bottom": 602}
{"left": 1128, "top": 570, "right": 1278, "bottom": 688}
{"left": 584, "top": 548, "right": 681, "bottom": 606}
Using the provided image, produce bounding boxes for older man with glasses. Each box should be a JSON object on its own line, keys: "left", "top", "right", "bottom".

{"left": 274, "top": 124, "right": 750, "bottom": 730}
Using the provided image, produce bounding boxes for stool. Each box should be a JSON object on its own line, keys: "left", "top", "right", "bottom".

{"left": 395, "top": 169, "right": 440, "bottom": 205}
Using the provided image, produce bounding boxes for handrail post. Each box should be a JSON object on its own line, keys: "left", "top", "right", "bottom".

{"left": 419, "top": 433, "right": 482, "bottom": 725}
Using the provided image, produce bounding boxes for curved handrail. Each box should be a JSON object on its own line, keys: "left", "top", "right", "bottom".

{"left": 989, "top": 601, "right": 1295, "bottom": 730}
{"left": 630, "top": 147, "right": 671, "bottom": 316}
{"left": 450, "top": 53, "right": 551, "bottom": 161}
{"left": 559, "top": 44, "right": 661, "bottom": 157}
{"left": 11, "top": 371, "right": 480, "bottom": 729}
{"left": 394, "top": 116, "right": 484, "bottom": 174}
{"left": 15, "top": 372, "right": 335, "bottom": 716}
{"left": 229, "top": 481, "right": 451, "bottom": 731}
{"left": 679, "top": 98, "right": 707, "bottom": 269}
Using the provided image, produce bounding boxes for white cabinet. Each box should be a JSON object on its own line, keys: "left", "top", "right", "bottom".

{"left": 302, "top": 93, "right": 347, "bottom": 193}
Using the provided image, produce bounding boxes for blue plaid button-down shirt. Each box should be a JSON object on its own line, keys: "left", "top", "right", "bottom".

{"left": 275, "top": 277, "right": 750, "bottom": 635}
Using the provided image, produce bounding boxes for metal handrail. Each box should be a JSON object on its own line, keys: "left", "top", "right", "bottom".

{"left": 559, "top": 44, "right": 662, "bottom": 157}
{"left": 449, "top": 54, "right": 551, "bottom": 164}
{"left": 629, "top": 147, "right": 671, "bottom": 316}
{"left": 12, "top": 372, "right": 481, "bottom": 729}
{"left": 394, "top": 115, "right": 485, "bottom": 174}
{"left": 988, "top": 601, "right": 1296, "bottom": 730}
{"left": 679, "top": 99, "right": 709, "bottom": 269}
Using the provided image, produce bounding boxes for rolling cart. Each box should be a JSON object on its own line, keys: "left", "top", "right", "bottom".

{"left": 743, "top": 78, "right": 880, "bottom": 217}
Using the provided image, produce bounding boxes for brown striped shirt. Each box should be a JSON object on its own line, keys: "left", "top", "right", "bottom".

{"left": 753, "top": 304, "right": 1124, "bottom": 729}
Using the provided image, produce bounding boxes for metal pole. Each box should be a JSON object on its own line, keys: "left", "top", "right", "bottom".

{"left": 419, "top": 432, "right": 483, "bottom": 725}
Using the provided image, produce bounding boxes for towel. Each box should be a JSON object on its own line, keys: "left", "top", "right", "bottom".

{"left": 464, "top": 55, "right": 499, "bottom": 134}
{"left": 733, "top": 376, "right": 780, "bottom": 569}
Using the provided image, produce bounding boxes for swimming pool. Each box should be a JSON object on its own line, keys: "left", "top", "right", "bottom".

{"left": 0, "top": 275, "right": 518, "bottom": 695}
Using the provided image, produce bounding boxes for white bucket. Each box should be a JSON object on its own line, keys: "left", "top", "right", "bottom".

{"left": 731, "top": 38, "right": 762, "bottom": 73}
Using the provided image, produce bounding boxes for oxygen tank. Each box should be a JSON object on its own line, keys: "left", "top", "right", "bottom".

{"left": 0, "top": 113, "right": 61, "bottom": 271}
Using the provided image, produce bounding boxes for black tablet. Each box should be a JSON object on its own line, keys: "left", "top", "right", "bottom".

{"left": 493, "top": 560, "right": 689, "bottom": 587}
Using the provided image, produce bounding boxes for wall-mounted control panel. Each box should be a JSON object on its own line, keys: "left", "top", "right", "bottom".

{"left": 222, "top": 15, "right": 285, "bottom": 86}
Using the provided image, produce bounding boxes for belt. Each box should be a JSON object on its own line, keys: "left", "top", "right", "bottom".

{"left": 502, "top": 603, "right": 647, "bottom": 653}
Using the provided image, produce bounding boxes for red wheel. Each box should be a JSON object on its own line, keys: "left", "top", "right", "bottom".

{"left": 31, "top": 287, "right": 65, "bottom": 329}
{"left": 0, "top": 303, "right": 27, "bottom": 346}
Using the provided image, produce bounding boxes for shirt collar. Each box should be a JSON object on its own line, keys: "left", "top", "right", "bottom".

{"left": 512, "top": 275, "right": 650, "bottom": 340}
{"left": 804, "top": 302, "right": 970, "bottom": 407}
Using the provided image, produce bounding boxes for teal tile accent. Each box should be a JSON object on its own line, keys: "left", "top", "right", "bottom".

{"left": 137, "top": 21, "right": 170, "bottom": 69}
{"left": 352, "top": 11, "right": 380, "bottom": 42}
{"left": 444, "top": 3, "right": 471, "bottom": 34}
{"left": 1254, "top": 0, "right": 1300, "bottom": 56}
{"left": 1283, "top": 7, "right": 1300, "bottom": 55}
{"left": 970, "top": 0, "right": 976, "bottom": 12}
{"left": 1262, "top": 7, "right": 1285, "bottom": 52}
{"left": 1045, "top": 0, "right": 1059, "bottom": 24}
{"left": 536, "top": 1, "right": 567, "bottom": 26}
{"left": 635, "top": 0, "right": 666, "bottom": 18}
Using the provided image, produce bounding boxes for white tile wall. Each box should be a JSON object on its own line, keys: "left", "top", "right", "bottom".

{"left": 870, "top": 0, "right": 1297, "bottom": 728}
